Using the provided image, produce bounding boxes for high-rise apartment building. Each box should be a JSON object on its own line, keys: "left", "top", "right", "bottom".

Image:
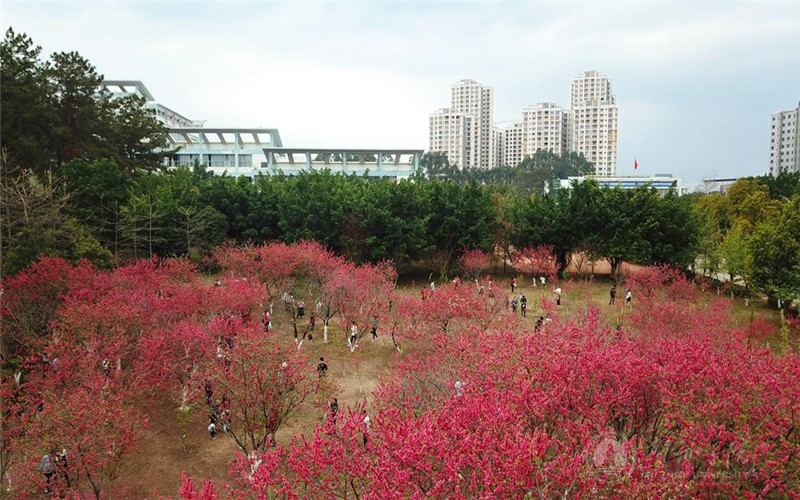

{"left": 496, "top": 103, "right": 566, "bottom": 167}
{"left": 429, "top": 79, "right": 496, "bottom": 169}
{"left": 499, "top": 121, "right": 524, "bottom": 168}
{"left": 769, "top": 103, "right": 800, "bottom": 175}
{"left": 429, "top": 108, "right": 470, "bottom": 168}
{"left": 522, "top": 102, "right": 568, "bottom": 156}
{"left": 492, "top": 126, "right": 503, "bottom": 169}
{"left": 568, "top": 71, "right": 618, "bottom": 176}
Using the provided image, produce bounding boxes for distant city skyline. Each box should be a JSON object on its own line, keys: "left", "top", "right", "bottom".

{"left": 2, "top": 1, "right": 798, "bottom": 186}
{"left": 431, "top": 72, "right": 618, "bottom": 177}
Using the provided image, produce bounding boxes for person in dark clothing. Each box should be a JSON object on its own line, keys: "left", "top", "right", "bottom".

{"left": 371, "top": 315, "right": 379, "bottom": 341}
{"left": 56, "top": 447, "right": 71, "bottom": 487}
{"left": 40, "top": 452, "right": 57, "bottom": 493}
{"left": 329, "top": 398, "right": 339, "bottom": 426}
{"left": 204, "top": 379, "right": 214, "bottom": 406}
{"left": 317, "top": 357, "right": 328, "bottom": 378}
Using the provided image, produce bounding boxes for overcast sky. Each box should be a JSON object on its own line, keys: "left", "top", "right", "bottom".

{"left": 2, "top": 1, "right": 799, "bottom": 185}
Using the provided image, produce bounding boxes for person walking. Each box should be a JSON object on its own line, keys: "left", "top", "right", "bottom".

{"left": 262, "top": 310, "right": 270, "bottom": 332}
{"left": 56, "top": 447, "right": 70, "bottom": 487}
{"left": 40, "top": 452, "right": 57, "bottom": 493}
{"left": 554, "top": 287, "right": 562, "bottom": 306}
{"left": 362, "top": 410, "right": 371, "bottom": 448}
{"left": 511, "top": 297, "right": 518, "bottom": 314}
{"left": 317, "top": 357, "right": 328, "bottom": 378}
{"left": 309, "top": 314, "right": 316, "bottom": 331}
{"left": 329, "top": 398, "right": 339, "bottom": 426}
{"left": 511, "top": 277, "right": 517, "bottom": 293}
{"left": 626, "top": 289, "right": 632, "bottom": 307}
{"left": 609, "top": 285, "right": 617, "bottom": 305}
{"left": 371, "top": 315, "right": 378, "bottom": 341}
{"left": 349, "top": 321, "right": 358, "bottom": 351}
{"left": 520, "top": 295, "right": 527, "bottom": 317}
{"left": 204, "top": 379, "right": 214, "bottom": 406}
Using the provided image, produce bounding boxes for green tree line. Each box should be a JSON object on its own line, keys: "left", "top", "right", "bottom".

{"left": 691, "top": 172, "right": 800, "bottom": 306}
{"left": 2, "top": 28, "right": 798, "bottom": 310}
{"left": 3, "top": 155, "right": 699, "bottom": 280}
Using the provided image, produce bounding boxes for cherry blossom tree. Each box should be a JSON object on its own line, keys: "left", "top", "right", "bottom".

{"left": 200, "top": 325, "right": 325, "bottom": 456}
{"left": 140, "top": 320, "right": 217, "bottom": 444}
{"left": 512, "top": 246, "right": 558, "bottom": 285}
{"left": 458, "top": 248, "right": 491, "bottom": 279}
{"left": 329, "top": 261, "right": 396, "bottom": 347}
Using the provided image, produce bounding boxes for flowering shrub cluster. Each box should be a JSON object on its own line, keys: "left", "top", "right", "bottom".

{"left": 3, "top": 254, "right": 799, "bottom": 497}
{"left": 182, "top": 267, "right": 800, "bottom": 498}
{"left": 1, "top": 241, "right": 396, "bottom": 498}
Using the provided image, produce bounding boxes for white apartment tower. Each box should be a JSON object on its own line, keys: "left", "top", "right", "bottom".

{"left": 429, "top": 79, "right": 496, "bottom": 169}
{"left": 429, "top": 109, "right": 470, "bottom": 169}
{"left": 769, "top": 103, "right": 800, "bottom": 175}
{"left": 500, "top": 122, "right": 524, "bottom": 168}
{"left": 569, "top": 71, "right": 618, "bottom": 176}
{"left": 522, "top": 103, "right": 568, "bottom": 156}
{"left": 497, "top": 103, "right": 566, "bottom": 167}
{"left": 492, "top": 126, "right": 503, "bottom": 168}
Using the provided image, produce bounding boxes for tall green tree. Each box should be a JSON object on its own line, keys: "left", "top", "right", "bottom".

{"left": 754, "top": 171, "right": 800, "bottom": 201}
{"left": 749, "top": 196, "right": 800, "bottom": 306}
{"left": 0, "top": 28, "right": 55, "bottom": 171}
{"left": 58, "top": 159, "right": 133, "bottom": 259}
{"left": 425, "top": 181, "right": 496, "bottom": 276}
{"left": 49, "top": 50, "right": 106, "bottom": 166}
{"left": 719, "top": 222, "right": 752, "bottom": 292}
{"left": 419, "top": 151, "right": 466, "bottom": 182}
{"left": 1, "top": 29, "right": 171, "bottom": 173}
{"left": 360, "top": 180, "right": 429, "bottom": 269}
{"left": 0, "top": 155, "right": 112, "bottom": 275}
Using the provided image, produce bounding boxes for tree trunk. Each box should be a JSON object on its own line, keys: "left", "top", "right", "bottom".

{"left": 556, "top": 252, "right": 569, "bottom": 278}
{"left": 148, "top": 202, "right": 154, "bottom": 258}
{"left": 609, "top": 257, "right": 621, "bottom": 282}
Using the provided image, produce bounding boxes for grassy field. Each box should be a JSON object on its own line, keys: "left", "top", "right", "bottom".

{"left": 116, "top": 276, "right": 790, "bottom": 497}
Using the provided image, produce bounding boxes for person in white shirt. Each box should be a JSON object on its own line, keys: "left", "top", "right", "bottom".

{"left": 349, "top": 321, "right": 358, "bottom": 352}
{"left": 362, "top": 411, "right": 371, "bottom": 447}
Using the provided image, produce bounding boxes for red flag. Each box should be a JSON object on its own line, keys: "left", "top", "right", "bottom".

{"left": 634, "top": 158, "right": 638, "bottom": 170}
